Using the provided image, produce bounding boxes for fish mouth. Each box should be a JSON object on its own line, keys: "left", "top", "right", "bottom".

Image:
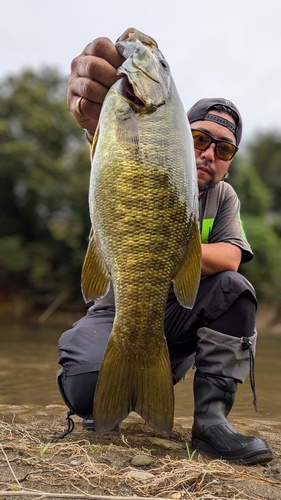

{"left": 121, "top": 76, "right": 145, "bottom": 106}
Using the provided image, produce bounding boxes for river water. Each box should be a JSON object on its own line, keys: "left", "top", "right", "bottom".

{"left": 0, "top": 320, "right": 280, "bottom": 426}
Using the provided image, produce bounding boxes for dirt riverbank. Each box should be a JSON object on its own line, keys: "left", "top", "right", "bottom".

{"left": 0, "top": 405, "right": 280, "bottom": 500}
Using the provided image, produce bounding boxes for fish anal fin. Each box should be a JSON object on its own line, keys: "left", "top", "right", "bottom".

{"left": 93, "top": 333, "right": 174, "bottom": 437}
{"left": 173, "top": 215, "right": 201, "bottom": 308}
{"left": 81, "top": 230, "right": 110, "bottom": 303}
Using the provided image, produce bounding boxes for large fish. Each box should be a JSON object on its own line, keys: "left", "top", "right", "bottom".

{"left": 82, "top": 28, "right": 201, "bottom": 437}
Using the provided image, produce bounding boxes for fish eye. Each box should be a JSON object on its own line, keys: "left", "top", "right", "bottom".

{"left": 159, "top": 59, "right": 168, "bottom": 69}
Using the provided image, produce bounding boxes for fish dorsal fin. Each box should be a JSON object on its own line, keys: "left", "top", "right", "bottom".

{"left": 172, "top": 214, "right": 201, "bottom": 308}
{"left": 81, "top": 229, "right": 110, "bottom": 303}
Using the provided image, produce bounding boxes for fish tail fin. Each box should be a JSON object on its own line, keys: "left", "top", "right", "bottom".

{"left": 93, "top": 332, "right": 174, "bottom": 437}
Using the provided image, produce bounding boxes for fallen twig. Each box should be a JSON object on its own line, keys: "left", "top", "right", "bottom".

{"left": 0, "top": 491, "right": 176, "bottom": 499}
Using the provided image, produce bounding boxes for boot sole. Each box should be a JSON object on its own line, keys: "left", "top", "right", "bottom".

{"left": 82, "top": 420, "right": 119, "bottom": 432}
{"left": 192, "top": 437, "right": 274, "bottom": 465}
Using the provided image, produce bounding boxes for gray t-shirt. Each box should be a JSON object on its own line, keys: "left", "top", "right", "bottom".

{"left": 199, "top": 181, "right": 253, "bottom": 264}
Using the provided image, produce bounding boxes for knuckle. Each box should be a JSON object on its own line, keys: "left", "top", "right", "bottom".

{"left": 84, "top": 37, "right": 112, "bottom": 57}
{"left": 92, "top": 37, "right": 112, "bottom": 56}
{"left": 70, "top": 55, "right": 79, "bottom": 72}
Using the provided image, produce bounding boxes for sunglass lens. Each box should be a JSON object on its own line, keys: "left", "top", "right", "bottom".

{"left": 191, "top": 130, "right": 211, "bottom": 150}
{"left": 216, "top": 143, "right": 236, "bottom": 161}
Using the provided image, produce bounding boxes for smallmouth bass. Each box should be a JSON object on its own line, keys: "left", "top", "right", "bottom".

{"left": 82, "top": 28, "right": 201, "bottom": 437}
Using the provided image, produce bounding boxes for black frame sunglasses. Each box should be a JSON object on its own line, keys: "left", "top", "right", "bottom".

{"left": 191, "top": 129, "right": 238, "bottom": 161}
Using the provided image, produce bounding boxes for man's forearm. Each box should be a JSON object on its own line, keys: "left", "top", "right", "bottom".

{"left": 201, "top": 242, "right": 242, "bottom": 276}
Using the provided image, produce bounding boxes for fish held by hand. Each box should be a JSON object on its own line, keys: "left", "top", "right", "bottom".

{"left": 81, "top": 28, "right": 201, "bottom": 437}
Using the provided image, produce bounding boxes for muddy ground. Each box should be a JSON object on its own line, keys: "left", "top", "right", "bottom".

{"left": 0, "top": 405, "right": 280, "bottom": 500}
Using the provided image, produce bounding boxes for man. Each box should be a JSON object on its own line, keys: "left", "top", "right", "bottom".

{"left": 57, "top": 33, "right": 273, "bottom": 465}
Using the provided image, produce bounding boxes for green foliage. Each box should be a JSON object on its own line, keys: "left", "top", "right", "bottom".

{"left": 228, "top": 143, "right": 281, "bottom": 304}
{"left": 228, "top": 156, "right": 271, "bottom": 217}
{"left": 1, "top": 66, "right": 281, "bottom": 308}
{"left": 0, "top": 68, "right": 91, "bottom": 300}
{"left": 39, "top": 442, "right": 51, "bottom": 458}
{"left": 239, "top": 215, "right": 281, "bottom": 302}
{"left": 185, "top": 442, "right": 197, "bottom": 460}
{"left": 0, "top": 236, "right": 29, "bottom": 271}
{"left": 248, "top": 132, "right": 281, "bottom": 213}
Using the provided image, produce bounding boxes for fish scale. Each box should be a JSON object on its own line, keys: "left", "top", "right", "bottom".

{"left": 81, "top": 29, "right": 201, "bottom": 436}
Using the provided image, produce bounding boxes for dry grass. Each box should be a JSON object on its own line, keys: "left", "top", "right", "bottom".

{"left": 0, "top": 416, "right": 280, "bottom": 500}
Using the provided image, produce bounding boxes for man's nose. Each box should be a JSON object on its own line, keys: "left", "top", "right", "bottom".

{"left": 201, "top": 143, "right": 216, "bottom": 161}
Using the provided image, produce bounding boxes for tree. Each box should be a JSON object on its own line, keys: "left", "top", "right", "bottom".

{"left": 228, "top": 156, "right": 271, "bottom": 217}
{"left": 227, "top": 153, "right": 281, "bottom": 304}
{"left": 0, "top": 69, "right": 91, "bottom": 302}
{"left": 248, "top": 132, "right": 281, "bottom": 236}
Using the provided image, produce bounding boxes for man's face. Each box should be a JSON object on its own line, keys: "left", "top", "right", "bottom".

{"left": 190, "top": 111, "right": 237, "bottom": 194}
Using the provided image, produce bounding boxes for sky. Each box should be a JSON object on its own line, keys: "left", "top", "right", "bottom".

{"left": 2, "top": 0, "right": 281, "bottom": 147}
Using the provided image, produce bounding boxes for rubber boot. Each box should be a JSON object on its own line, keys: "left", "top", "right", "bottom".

{"left": 191, "top": 328, "right": 273, "bottom": 465}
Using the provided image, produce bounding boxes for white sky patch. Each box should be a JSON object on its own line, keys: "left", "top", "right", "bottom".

{"left": 2, "top": 0, "right": 281, "bottom": 144}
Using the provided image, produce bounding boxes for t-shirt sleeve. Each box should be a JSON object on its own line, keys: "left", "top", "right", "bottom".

{"left": 208, "top": 183, "right": 253, "bottom": 263}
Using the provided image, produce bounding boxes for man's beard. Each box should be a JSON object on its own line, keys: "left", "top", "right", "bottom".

{"left": 198, "top": 180, "right": 216, "bottom": 194}
{"left": 197, "top": 162, "right": 216, "bottom": 194}
{"left": 197, "top": 162, "right": 229, "bottom": 194}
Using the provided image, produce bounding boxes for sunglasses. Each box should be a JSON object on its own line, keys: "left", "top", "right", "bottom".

{"left": 191, "top": 129, "right": 238, "bottom": 161}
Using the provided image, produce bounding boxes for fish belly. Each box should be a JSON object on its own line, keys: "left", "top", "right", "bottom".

{"left": 85, "top": 88, "right": 200, "bottom": 437}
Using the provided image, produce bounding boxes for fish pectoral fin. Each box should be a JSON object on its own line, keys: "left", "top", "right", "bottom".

{"left": 81, "top": 229, "right": 110, "bottom": 303}
{"left": 115, "top": 104, "right": 140, "bottom": 148}
{"left": 94, "top": 333, "right": 174, "bottom": 438}
{"left": 173, "top": 215, "right": 202, "bottom": 308}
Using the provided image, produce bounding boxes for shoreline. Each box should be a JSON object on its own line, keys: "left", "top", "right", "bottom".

{"left": 0, "top": 404, "right": 281, "bottom": 500}
{"left": 1, "top": 300, "right": 281, "bottom": 336}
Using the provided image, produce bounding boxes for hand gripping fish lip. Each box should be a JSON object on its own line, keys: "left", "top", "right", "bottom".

{"left": 82, "top": 28, "right": 201, "bottom": 438}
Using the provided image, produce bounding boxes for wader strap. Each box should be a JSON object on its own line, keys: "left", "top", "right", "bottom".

{"left": 52, "top": 410, "right": 75, "bottom": 442}
{"left": 242, "top": 337, "right": 257, "bottom": 412}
